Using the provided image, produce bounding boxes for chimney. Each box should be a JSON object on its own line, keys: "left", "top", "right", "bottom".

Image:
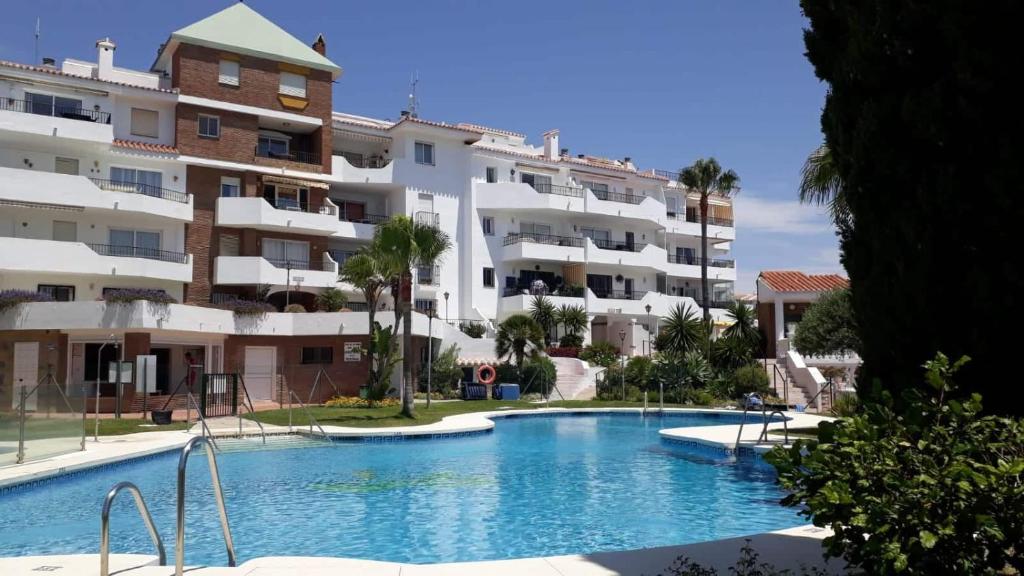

{"left": 542, "top": 129, "right": 559, "bottom": 161}
{"left": 559, "top": 147, "right": 568, "bottom": 157}
{"left": 95, "top": 37, "right": 116, "bottom": 80}
{"left": 312, "top": 33, "right": 326, "bottom": 56}
{"left": 624, "top": 157, "right": 635, "bottom": 170}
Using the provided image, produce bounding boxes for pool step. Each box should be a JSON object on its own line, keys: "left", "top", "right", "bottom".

{"left": 212, "top": 434, "right": 332, "bottom": 453}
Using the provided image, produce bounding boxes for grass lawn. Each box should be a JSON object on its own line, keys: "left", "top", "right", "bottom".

{"left": 247, "top": 400, "right": 721, "bottom": 428}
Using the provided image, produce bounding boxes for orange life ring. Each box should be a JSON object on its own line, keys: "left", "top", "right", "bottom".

{"left": 477, "top": 364, "right": 496, "bottom": 385}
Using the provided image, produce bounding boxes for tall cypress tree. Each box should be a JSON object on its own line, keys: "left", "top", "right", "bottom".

{"left": 802, "top": 0, "right": 1024, "bottom": 414}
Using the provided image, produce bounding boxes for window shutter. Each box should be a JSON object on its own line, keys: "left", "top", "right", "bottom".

{"left": 219, "top": 60, "right": 240, "bottom": 86}
{"left": 279, "top": 71, "right": 307, "bottom": 98}
{"left": 130, "top": 108, "right": 159, "bottom": 138}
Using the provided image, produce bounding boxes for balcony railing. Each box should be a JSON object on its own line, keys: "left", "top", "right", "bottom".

{"left": 265, "top": 258, "right": 330, "bottom": 271}
{"left": 86, "top": 243, "right": 187, "bottom": 264}
{"left": 344, "top": 301, "right": 370, "bottom": 312}
{"left": 336, "top": 151, "right": 390, "bottom": 169}
{"left": 652, "top": 169, "right": 680, "bottom": 181}
{"left": 263, "top": 197, "right": 337, "bottom": 216}
{"left": 416, "top": 265, "right": 440, "bottom": 286}
{"left": 255, "top": 147, "right": 321, "bottom": 166}
{"left": 530, "top": 183, "right": 584, "bottom": 198}
{"left": 592, "top": 290, "right": 646, "bottom": 301}
{"left": 329, "top": 250, "right": 358, "bottom": 267}
{"left": 89, "top": 178, "right": 190, "bottom": 204}
{"left": 415, "top": 211, "right": 440, "bottom": 227}
{"left": 503, "top": 232, "right": 585, "bottom": 248}
{"left": 503, "top": 285, "right": 585, "bottom": 298}
{"left": 685, "top": 213, "right": 735, "bottom": 228}
{"left": 1, "top": 98, "right": 110, "bottom": 124}
{"left": 666, "top": 254, "right": 735, "bottom": 268}
{"left": 589, "top": 238, "right": 647, "bottom": 252}
{"left": 339, "top": 212, "right": 388, "bottom": 225}
{"left": 590, "top": 189, "right": 645, "bottom": 205}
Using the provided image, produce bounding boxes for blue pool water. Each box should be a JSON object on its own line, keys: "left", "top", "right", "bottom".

{"left": 0, "top": 413, "right": 801, "bottom": 564}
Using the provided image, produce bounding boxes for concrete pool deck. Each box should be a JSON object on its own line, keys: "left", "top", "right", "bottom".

{"left": 0, "top": 407, "right": 840, "bottom": 575}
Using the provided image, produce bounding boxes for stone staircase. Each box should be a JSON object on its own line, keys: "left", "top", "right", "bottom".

{"left": 550, "top": 357, "right": 595, "bottom": 400}
{"left": 764, "top": 360, "right": 809, "bottom": 408}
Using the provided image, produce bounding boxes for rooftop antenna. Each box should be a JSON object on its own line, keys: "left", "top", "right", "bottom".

{"left": 34, "top": 17, "right": 40, "bottom": 65}
{"left": 408, "top": 71, "right": 419, "bottom": 118}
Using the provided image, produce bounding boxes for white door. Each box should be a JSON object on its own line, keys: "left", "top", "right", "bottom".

{"left": 13, "top": 342, "right": 39, "bottom": 410}
{"left": 243, "top": 346, "right": 276, "bottom": 401}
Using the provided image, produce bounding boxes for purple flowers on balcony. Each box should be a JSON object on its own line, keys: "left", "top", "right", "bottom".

{"left": 213, "top": 297, "right": 276, "bottom": 316}
{"left": 0, "top": 290, "right": 54, "bottom": 312}
{"left": 102, "top": 288, "right": 177, "bottom": 305}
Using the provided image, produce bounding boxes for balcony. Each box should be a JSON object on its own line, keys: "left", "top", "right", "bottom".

{"left": 586, "top": 239, "right": 667, "bottom": 271}
{"left": 663, "top": 254, "right": 737, "bottom": 281}
{"left": 214, "top": 253, "right": 339, "bottom": 288}
{"left": 0, "top": 237, "right": 192, "bottom": 282}
{"left": 666, "top": 254, "right": 735, "bottom": 268}
{"left": 334, "top": 211, "right": 387, "bottom": 241}
{"left": 415, "top": 211, "right": 440, "bottom": 227}
{"left": 0, "top": 167, "right": 192, "bottom": 221}
{"left": 216, "top": 197, "right": 339, "bottom": 236}
{"left": 476, "top": 182, "right": 586, "bottom": 213}
{"left": 502, "top": 232, "right": 586, "bottom": 263}
{"left": 501, "top": 292, "right": 584, "bottom": 316}
{"left": 583, "top": 186, "right": 665, "bottom": 224}
{"left": 0, "top": 98, "right": 114, "bottom": 144}
{"left": 663, "top": 212, "right": 736, "bottom": 242}
{"left": 254, "top": 146, "right": 322, "bottom": 172}
{"left": 591, "top": 189, "right": 645, "bottom": 205}
{"left": 331, "top": 154, "right": 394, "bottom": 184}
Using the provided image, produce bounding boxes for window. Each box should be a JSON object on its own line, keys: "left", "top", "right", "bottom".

{"left": 39, "top": 284, "right": 74, "bottom": 302}
{"left": 482, "top": 216, "right": 494, "bottom": 236}
{"left": 521, "top": 172, "right": 552, "bottom": 192}
{"left": 109, "top": 229, "right": 160, "bottom": 257}
{"left": 262, "top": 238, "right": 309, "bottom": 268}
{"left": 485, "top": 166, "right": 497, "bottom": 183}
{"left": 301, "top": 346, "right": 333, "bottom": 365}
{"left": 414, "top": 299, "right": 437, "bottom": 313}
{"left": 279, "top": 71, "right": 307, "bottom": 98}
{"left": 483, "top": 267, "right": 495, "bottom": 287}
{"left": 130, "top": 108, "right": 159, "bottom": 138}
{"left": 262, "top": 184, "right": 308, "bottom": 211}
{"left": 52, "top": 221, "right": 77, "bottom": 242}
{"left": 257, "top": 132, "right": 290, "bottom": 158}
{"left": 110, "top": 167, "right": 162, "bottom": 196}
{"left": 220, "top": 177, "right": 240, "bottom": 198}
{"left": 218, "top": 59, "right": 240, "bottom": 86}
{"left": 55, "top": 157, "right": 79, "bottom": 175}
{"left": 521, "top": 221, "right": 552, "bottom": 237}
{"left": 26, "top": 92, "right": 83, "bottom": 117}
{"left": 580, "top": 227, "right": 610, "bottom": 243}
{"left": 666, "top": 195, "right": 679, "bottom": 216}
{"left": 415, "top": 142, "right": 435, "bottom": 165}
{"left": 198, "top": 114, "right": 220, "bottom": 138}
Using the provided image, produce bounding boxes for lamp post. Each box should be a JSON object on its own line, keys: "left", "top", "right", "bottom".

{"left": 427, "top": 308, "right": 434, "bottom": 409}
{"left": 443, "top": 291, "right": 450, "bottom": 325}
{"left": 644, "top": 304, "right": 652, "bottom": 357}
{"left": 618, "top": 329, "right": 626, "bottom": 401}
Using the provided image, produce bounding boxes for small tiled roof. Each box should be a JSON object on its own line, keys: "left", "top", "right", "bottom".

{"left": 112, "top": 139, "right": 179, "bottom": 155}
{"left": 0, "top": 59, "right": 175, "bottom": 94}
{"left": 759, "top": 271, "right": 848, "bottom": 293}
{"left": 455, "top": 123, "right": 525, "bottom": 138}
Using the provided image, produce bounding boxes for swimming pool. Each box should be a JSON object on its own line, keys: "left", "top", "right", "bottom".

{"left": 0, "top": 412, "right": 801, "bottom": 565}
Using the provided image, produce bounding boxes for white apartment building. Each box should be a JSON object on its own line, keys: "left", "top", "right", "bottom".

{"left": 0, "top": 3, "right": 735, "bottom": 410}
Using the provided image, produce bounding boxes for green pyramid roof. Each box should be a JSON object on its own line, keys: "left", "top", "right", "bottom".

{"left": 156, "top": 3, "right": 341, "bottom": 78}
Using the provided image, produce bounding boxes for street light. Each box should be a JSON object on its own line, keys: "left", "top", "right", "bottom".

{"left": 618, "top": 329, "right": 626, "bottom": 401}
{"left": 427, "top": 307, "right": 435, "bottom": 409}
{"left": 443, "top": 291, "right": 450, "bottom": 325}
{"left": 644, "top": 303, "right": 652, "bottom": 357}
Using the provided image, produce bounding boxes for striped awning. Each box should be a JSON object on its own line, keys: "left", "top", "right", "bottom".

{"left": 262, "top": 174, "right": 329, "bottom": 190}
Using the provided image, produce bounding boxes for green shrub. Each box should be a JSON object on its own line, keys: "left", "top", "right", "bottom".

{"left": 580, "top": 341, "right": 619, "bottom": 368}
{"left": 315, "top": 288, "right": 348, "bottom": 312}
{"left": 494, "top": 362, "right": 519, "bottom": 385}
{"left": 284, "top": 303, "right": 306, "bottom": 313}
{"left": 728, "top": 364, "right": 770, "bottom": 398}
{"left": 830, "top": 391, "right": 859, "bottom": 417}
{"left": 559, "top": 333, "right": 584, "bottom": 348}
{"left": 654, "top": 539, "right": 829, "bottom": 576}
{"left": 459, "top": 321, "right": 486, "bottom": 338}
{"left": 520, "top": 356, "right": 557, "bottom": 396}
{"left": 419, "top": 344, "right": 462, "bottom": 397}
{"left": 767, "top": 354, "right": 1024, "bottom": 575}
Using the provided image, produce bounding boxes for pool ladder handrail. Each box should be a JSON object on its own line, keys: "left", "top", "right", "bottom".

{"left": 235, "top": 373, "right": 267, "bottom": 444}
{"left": 287, "top": 389, "right": 332, "bottom": 441}
{"left": 100, "top": 481, "right": 166, "bottom": 576}
{"left": 176, "top": 435, "right": 236, "bottom": 575}
{"left": 734, "top": 397, "right": 789, "bottom": 452}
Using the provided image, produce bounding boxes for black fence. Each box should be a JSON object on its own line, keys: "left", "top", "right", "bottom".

{"left": 200, "top": 373, "right": 238, "bottom": 418}
{"left": 89, "top": 178, "right": 190, "bottom": 204}
{"left": 1, "top": 98, "right": 110, "bottom": 123}
{"left": 265, "top": 258, "right": 329, "bottom": 271}
{"left": 340, "top": 212, "right": 388, "bottom": 225}
{"left": 255, "top": 147, "right": 321, "bottom": 166}
{"left": 590, "top": 189, "right": 646, "bottom": 205}
{"left": 86, "top": 243, "right": 188, "bottom": 264}
{"left": 531, "top": 183, "right": 584, "bottom": 197}
{"left": 666, "top": 254, "right": 736, "bottom": 268}
{"left": 589, "top": 238, "right": 647, "bottom": 252}
{"left": 502, "top": 232, "right": 585, "bottom": 248}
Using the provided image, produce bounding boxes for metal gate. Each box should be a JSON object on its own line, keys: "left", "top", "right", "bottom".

{"left": 200, "top": 374, "right": 239, "bottom": 418}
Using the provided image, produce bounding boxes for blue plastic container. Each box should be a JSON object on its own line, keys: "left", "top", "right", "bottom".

{"left": 497, "top": 383, "right": 520, "bottom": 400}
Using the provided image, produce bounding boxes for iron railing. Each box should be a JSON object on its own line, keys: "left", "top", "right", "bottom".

{"left": 255, "top": 146, "right": 321, "bottom": 166}
{"left": 590, "top": 188, "right": 646, "bottom": 205}
{"left": 343, "top": 301, "right": 370, "bottom": 311}
{"left": 263, "top": 197, "right": 337, "bottom": 215}
{"left": 415, "top": 211, "right": 440, "bottom": 227}
{"left": 87, "top": 243, "right": 188, "bottom": 264}
{"left": 416, "top": 265, "right": 440, "bottom": 286}
{"left": 592, "top": 290, "right": 646, "bottom": 300}
{"left": 89, "top": 178, "right": 190, "bottom": 204}
{"left": 667, "top": 254, "right": 735, "bottom": 268}
{"left": 339, "top": 212, "right": 388, "bottom": 225}
{"left": 336, "top": 151, "right": 390, "bottom": 169}
{"left": 502, "top": 232, "right": 585, "bottom": 248}
{"left": 652, "top": 169, "right": 681, "bottom": 181}
{"left": 685, "top": 213, "right": 735, "bottom": 227}
{"left": 529, "top": 182, "right": 584, "bottom": 197}
{"left": 0, "top": 97, "right": 110, "bottom": 123}
{"left": 589, "top": 237, "right": 647, "bottom": 252}
{"left": 265, "top": 258, "right": 328, "bottom": 271}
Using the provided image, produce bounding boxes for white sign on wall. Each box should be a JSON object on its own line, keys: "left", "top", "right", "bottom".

{"left": 136, "top": 355, "right": 157, "bottom": 394}
{"left": 343, "top": 342, "right": 362, "bottom": 362}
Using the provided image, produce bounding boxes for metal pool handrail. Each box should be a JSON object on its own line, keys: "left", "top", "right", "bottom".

{"left": 100, "top": 481, "right": 166, "bottom": 576}
{"left": 288, "top": 389, "right": 332, "bottom": 441}
{"left": 734, "top": 398, "right": 789, "bottom": 452}
{"left": 185, "top": 390, "right": 220, "bottom": 453}
{"left": 175, "top": 436, "right": 236, "bottom": 575}
{"left": 235, "top": 374, "right": 267, "bottom": 444}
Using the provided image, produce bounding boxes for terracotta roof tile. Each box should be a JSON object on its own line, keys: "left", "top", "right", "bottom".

{"left": 0, "top": 59, "right": 175, "bottom": 94}
{"left": 455, "top": 123, "right": 525, "bottom": 138}
{"left": 759, "top": 271, "right": 848, "bottom": 293}
{"left": 112, "top": 139, "right": 179, "bottom": 155}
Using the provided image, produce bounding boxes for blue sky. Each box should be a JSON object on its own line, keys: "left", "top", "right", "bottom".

{"left": 0, "top": 0, "right": 842, "bottom": 293}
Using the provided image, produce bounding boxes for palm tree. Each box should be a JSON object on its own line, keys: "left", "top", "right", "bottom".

{"left": 495, "top": 314, "right": 546, "bottom": 369}
{"left": 340, "top": 246, "right": 396, "bottom": 395}
{"left": 799, "top": 143, "right": 851, "bottom": 230}
{"left": 557, "top": 304, "right": 588, "bottom": 336}
{"left": 528, "top": 295, "right": 557, "bottom": 345}
{"left": 722, "top": 301, "right": 760, "bottom": 350}
{"left": 678, "top": 158, "right": 740, "bottom": 323}
{"left": 376, "top": 215, "right": 452, "bottom": 418}
{"left": 659, "top": 303, "right": 705, "bottom": 356}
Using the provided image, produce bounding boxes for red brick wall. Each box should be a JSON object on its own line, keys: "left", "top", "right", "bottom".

{"left": 176, "top": 103, "right": 259, "bottom": 164}
{"left": 172, "top": 43, "right": 333, "bottom": 173}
